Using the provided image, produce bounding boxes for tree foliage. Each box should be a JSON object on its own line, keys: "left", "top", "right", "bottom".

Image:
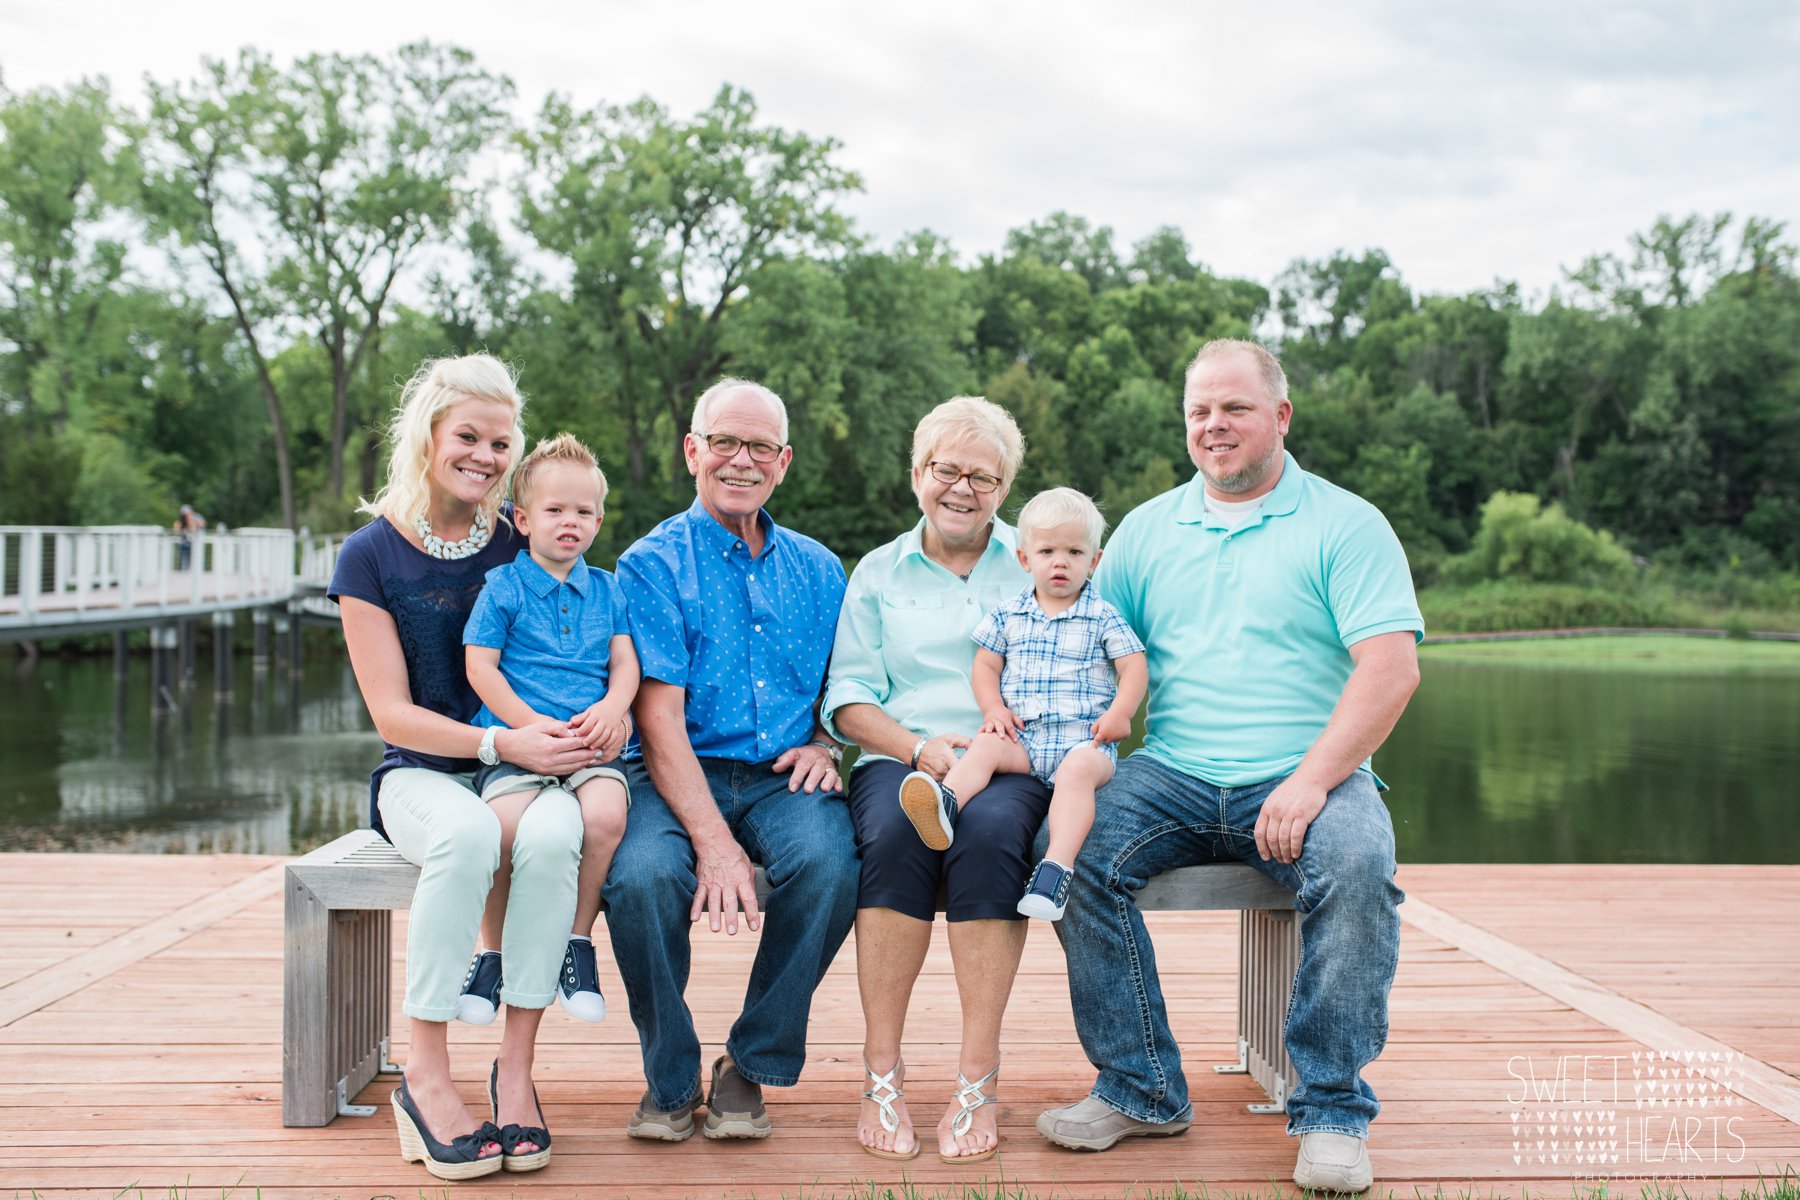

{"left": 0, "top": 52, "right": 1795, "bottom": 605}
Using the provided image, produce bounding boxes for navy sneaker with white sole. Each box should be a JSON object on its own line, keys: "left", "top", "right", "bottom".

{"left": 1017, "top": 859, "right": 1072, "bottom": 920}
{"left": 557, "top": 938, "right": 606, "bottom": 1023}
{"left": 456, "top": 950, "right": 503, "bottom": 1026}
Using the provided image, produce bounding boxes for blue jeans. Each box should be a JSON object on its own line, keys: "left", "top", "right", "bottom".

{"left": 603, "top": 757, "right": 859, "bottom": 1111}
{"left": 1046, "top": 753, "right": 1402, "bottom": 1137}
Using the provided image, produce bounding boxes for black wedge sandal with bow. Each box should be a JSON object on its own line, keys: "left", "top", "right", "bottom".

{"left": 488, "top": 1059, "right": 552, "bottom": 1172}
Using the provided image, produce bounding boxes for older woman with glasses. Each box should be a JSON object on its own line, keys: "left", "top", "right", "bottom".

{"left": 822, "top": 396, "right": 1044, "bottom": 1164}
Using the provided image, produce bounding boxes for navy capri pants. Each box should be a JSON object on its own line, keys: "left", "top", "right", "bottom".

{"left": 847, "top": 758, "right": 1051, "bottom": 922}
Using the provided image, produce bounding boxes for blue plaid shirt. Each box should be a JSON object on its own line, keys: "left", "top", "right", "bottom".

{"left": 971, "top": 583, "right": 1145, "bottom": 724}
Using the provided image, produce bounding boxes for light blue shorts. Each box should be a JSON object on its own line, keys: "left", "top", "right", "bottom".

{"left": 1019, "top": 717, "right": 1116, "bottom": 785}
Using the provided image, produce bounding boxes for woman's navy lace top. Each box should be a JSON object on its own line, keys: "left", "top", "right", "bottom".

{"left": 328, "top": 508, "right": 523, "bottom": 836}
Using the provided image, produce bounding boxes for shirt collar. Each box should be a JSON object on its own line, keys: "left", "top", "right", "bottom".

{"left": 1004, "top": 579, "right": 1099, "bottom": 620}
{"left": 1176, "top": 450, "right": 1304, "bottom": 529}
{"left": 686, "top": 496, "right": 777, "bottom": 559}
{"left": 900, "top": 516, "right": 1019, "bottom": 573}
{"left": 511, "top": 549, "right": 591, "bottom": 597}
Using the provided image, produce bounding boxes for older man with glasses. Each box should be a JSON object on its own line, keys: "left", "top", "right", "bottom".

{"left": 605, "top": 378, "right": 855, "bottom": 1143}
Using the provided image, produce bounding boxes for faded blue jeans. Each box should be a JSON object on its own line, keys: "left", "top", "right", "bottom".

{"left": 603, "top": 757, "right": 859, "bottom": 1111}
{"left": 1046, "top": 753, "right": 1402, "bottom": 1138}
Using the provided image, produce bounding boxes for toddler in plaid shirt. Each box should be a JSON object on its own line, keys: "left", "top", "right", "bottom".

{"left": 898, "top": 488, "right": 1147, "bottom": 920}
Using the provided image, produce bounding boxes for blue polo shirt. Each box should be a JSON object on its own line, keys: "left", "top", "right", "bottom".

{"left": 463, "top": 550, "right": 630, "bottom": 726}
{"left": 1093, "top": 452, "right": 1422, "bottom": 788}
{"left": 618, "top": 498, "right": 846, "bottom": 762}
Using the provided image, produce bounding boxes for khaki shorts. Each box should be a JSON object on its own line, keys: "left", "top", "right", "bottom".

{"left": 473, "top": 760, "right": 631, "bottom": 805}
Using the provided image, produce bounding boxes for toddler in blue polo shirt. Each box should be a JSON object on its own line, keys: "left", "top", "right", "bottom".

{"left": 459, "top": 433, "right": 639, "bottom": 1025}
{"left": 898, "top": 488, "right": 1147, "bottom": 920}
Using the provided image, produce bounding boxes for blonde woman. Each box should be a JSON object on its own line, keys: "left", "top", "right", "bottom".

{"left": 329, "top": 355, "right": 593, "bottom": 1179}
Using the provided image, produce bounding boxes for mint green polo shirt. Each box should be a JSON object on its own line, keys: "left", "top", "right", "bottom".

{"left": 822, "top": 518, "right": 1028, "bottom": 759}
{"left": 1093, "top": 452, "right": 1422, "bottom": 787}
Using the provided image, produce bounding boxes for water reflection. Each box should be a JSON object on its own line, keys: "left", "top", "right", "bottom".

{"left": 0, "top": 656, "right": 376, "bottom": 855}
{"left": 0, "top": 653, "right": 1795, "bottom": 862}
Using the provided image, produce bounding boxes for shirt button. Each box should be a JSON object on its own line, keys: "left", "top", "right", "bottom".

{"left": 563, "top": 626, "right": 570, "bottom": 633}
{"left": 756, "top": 680, "right": 765, "bottom": 688}
{"left": 754, "top": 624, "right": 762, "bottom": 632}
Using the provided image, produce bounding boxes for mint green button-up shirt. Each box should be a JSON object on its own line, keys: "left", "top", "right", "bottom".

{"left": 822, "top": 518, "right": 1028, "bottom": 761}
{"left": 1094, "top": 453, "right": 1423, "bottom": 788}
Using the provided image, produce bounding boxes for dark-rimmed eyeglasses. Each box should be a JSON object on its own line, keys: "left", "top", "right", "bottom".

{"left": 694, "top": 432, "right": 786, "bottom": 463}
{"left": 925, "top": 461, "right": 1003, "bottom": 493}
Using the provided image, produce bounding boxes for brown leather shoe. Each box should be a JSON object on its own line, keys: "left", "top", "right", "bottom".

{"left": 704, "top": 1055, "right": 772, "bottom": 1139}
{"left": 626, "top": 1084, "right": 700, "bottom": 1142}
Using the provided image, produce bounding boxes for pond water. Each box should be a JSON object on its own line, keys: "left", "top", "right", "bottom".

{"left": 1, "top": 649, "right": 1795, "bottom": 862}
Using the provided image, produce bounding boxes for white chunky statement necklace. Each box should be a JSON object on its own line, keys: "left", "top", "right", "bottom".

{"left": 413, "top": 508, "right": 492, "bottom": 560}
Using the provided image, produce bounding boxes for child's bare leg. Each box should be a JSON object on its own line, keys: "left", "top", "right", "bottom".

{"left": 570, "top": 777, "right": 628, "bottom": 935}
{"left": 941, "top": 732, "right": 1031, "bottom": 806}
{"left": 478, "top": 786, "right": 543, "bottom": 950}
{"left": 1042, "top": 747, "right": 1114, "bottom": 866}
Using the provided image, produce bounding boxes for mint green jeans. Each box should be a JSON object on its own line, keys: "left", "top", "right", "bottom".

{"left": 378, "top": 768, "right": 583, "bottom": 1020}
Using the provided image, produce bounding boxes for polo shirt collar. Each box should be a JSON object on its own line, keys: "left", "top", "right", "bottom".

{"left": 511, "top": 549, "right": 591, "bottom": 596}
{"left": 686, "top": 496, "right": 777, "bottom": 558}
{"left": 1176, "top": 451, "right": 1305, "bottom": 530}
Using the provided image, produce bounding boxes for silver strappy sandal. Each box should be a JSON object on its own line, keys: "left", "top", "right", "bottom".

{"left": 860, "top": 1059, "right": 920, "bottom": 1161}
{"left": 939, "top": 1064, "right": 1000, "bottom": 1164}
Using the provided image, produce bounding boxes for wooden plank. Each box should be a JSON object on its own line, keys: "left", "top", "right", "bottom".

{"left": 0, "top": 862, "right": 285, "bottom": 1027}
{"left": 1401, "top": 893, "right": 1800, "bottom": 1126}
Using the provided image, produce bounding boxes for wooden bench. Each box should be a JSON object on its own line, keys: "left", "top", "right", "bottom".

{"left": 283, "top": 828, "right": 1300, "bottom": 1127}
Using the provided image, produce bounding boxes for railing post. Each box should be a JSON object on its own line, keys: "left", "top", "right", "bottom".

{"left": 19, "top": 529, "right": 42, "bottom": 622}
{"left": 190, "top": 532, "right": 205, "bottom": 606}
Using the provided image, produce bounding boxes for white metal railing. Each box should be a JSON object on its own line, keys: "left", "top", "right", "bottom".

{"left": 0, "top": 524, "right": 306, "bottom": 633}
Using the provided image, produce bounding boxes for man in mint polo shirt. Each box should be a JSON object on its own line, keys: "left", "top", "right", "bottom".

{"left": 1035, "top": 339, "right": 1423, "bottom": 1193}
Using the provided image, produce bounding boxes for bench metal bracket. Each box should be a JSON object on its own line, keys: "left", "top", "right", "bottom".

{"left": 1213, "top": 1036, "right": 1250, "bottom": 1074}
{"left": 336, "top": 1077, "right": 376, "bottom": 1118}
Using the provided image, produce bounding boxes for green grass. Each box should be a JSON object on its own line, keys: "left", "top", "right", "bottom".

{"left": 1419, "top": 633, "right": 1800, "bottom": 674}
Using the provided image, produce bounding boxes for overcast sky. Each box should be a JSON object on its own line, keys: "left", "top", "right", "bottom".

{"left": 4, "top": 0, "right": 1796, "bottom": 299}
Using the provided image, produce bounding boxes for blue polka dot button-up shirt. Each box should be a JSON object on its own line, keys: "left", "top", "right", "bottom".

{"left": 618, "top": 498, "right": 846, "bottom": 763}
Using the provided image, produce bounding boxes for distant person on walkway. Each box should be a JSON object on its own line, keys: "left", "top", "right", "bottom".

{"left": 823, "top": 396, "right": 1044, "bottom": 1163}
{"left": 1034, "top": 339, "right": 1423, "bottom": 1194}
{"left": 606, "top": 378, "right": 853, "bottom": 1144}
{"left": 895, "top": 486, "right": 1146, "bottom": 923}
{"left": 459, "top": 432, "right": 637, "bottom": 1034}
{"left": 330, "top": 355, "right": 593, "bottom": 1180}
{"left": 172, "top": 504, "right": 206, "bottom": 571}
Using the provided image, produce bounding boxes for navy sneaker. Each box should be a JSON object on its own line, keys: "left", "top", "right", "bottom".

{"left": 899, "top": 771, "right": 958, "bottom": 850}
{"left": 456, "top": 950, "right": 503, "bottom": 1026}
{"left": 1017, "top": 860, "right": 1072, "bottom": 921}
{"left": 557, "top": 938, "right": 606, "bottom": 1023}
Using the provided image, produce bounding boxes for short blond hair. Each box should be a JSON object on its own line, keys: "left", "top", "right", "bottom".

{"left": 361, "top": 355, "right": 525, "bottom": 527}
{"left": 513, "top": 432, "right": 607, "bottom": 511}
{"left": 911, "top": 396, "right": 1025, "bottom": 486}
{"left": 1016, "top": 487, "right": 1106, "bottom": 549}
{"left": 1184, "top": 338, "right": 1289, "bottom": 403}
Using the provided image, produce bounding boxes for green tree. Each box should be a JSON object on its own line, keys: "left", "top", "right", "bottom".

{"left": 516, "top": 84, "right": 861, "bottom": 503}
{"left": 139, "top": 43, "right": 512, "bottom": 526}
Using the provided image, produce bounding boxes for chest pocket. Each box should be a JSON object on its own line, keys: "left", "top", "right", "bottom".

{"left": 879, "top": 592, "right": 947, "bottom": 644}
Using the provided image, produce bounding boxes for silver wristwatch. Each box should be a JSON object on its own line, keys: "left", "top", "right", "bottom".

{"left": 478, "top": 725, "right": 502, "bottom": 767}
{"left": 809, "top": 739, "right": 844, "bottom": 766}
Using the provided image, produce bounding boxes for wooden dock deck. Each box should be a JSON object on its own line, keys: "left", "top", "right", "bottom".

{"left": 2, "top": 855, "right": 1796, "bottom": 1198}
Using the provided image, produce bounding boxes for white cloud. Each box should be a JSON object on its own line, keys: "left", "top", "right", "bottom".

{"left": 2, "top": 0, "right": 1795, "bottom": 298}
